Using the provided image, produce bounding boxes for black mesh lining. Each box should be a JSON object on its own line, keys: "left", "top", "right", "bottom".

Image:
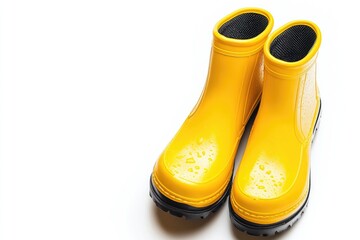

{"left": 270, "top": 25, "right": 317, "bottom": 62}
{"left": 218, "top": 13, "right": 269, "bottom": 39}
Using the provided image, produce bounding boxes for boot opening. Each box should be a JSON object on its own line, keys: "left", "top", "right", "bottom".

{"left": 218, "top": 13, "right": 269, "bottom": 39}
{"left": 270, "top": 25, "right": 317, "bottom": 62}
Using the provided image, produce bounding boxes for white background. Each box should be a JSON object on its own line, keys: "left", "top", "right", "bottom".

{"left": 0, "top": 0, "right": 358, "bottom": 239}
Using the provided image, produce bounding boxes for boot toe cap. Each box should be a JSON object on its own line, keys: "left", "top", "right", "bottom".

{"left": 230, "top": 163, "right": 309, "bottom": 225}
{"left": 152, "top": 152, "right": 232, "bottom": 208}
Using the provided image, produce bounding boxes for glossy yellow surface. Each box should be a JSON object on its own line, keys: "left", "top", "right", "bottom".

{"left": 152, "top": 8, "right": 274, "bottom": 208}
{"left": 230, "top": 21, "right": 322, "bottom": 224}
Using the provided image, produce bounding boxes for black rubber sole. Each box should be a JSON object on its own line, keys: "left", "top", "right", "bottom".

{"left": 149, "top": 175, "right": 231, "bottom": 219}
{"left": 229, "top": 101, "right": 322, "bottom": 236}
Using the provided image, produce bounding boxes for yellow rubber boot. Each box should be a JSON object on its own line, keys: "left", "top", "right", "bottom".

{"left": 229, "top": 21, "right": 322, "bottom": 235}
{"left": 150, "top": 8, "right": 273, "bottom": 219}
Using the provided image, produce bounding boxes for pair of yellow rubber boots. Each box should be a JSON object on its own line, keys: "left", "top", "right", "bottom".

{"left": 150, "top": 7, "right": 321, "bottom": 236}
